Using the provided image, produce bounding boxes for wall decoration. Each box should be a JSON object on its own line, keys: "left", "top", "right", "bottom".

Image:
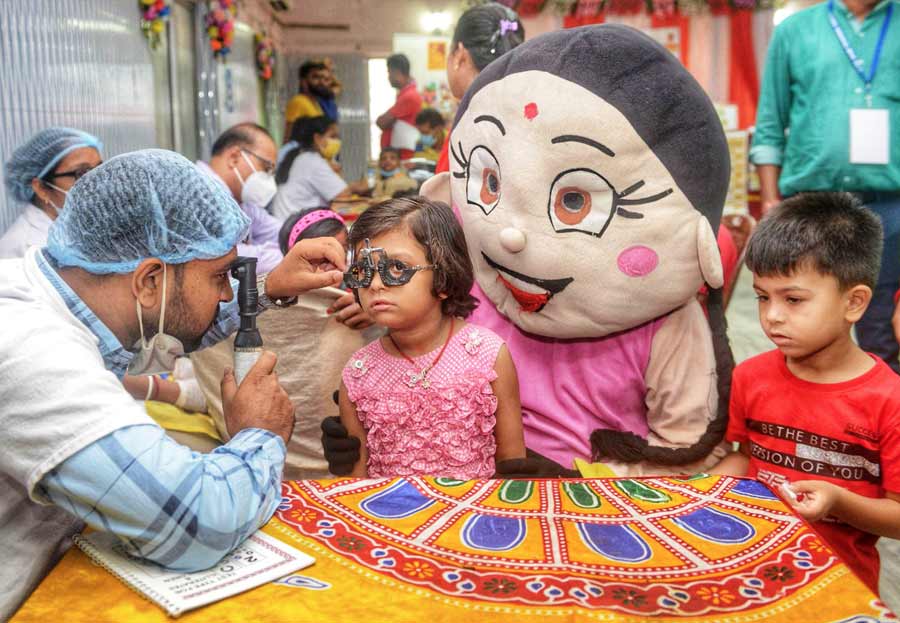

{"left": 466, "top": 0, "right": 783, "bottom": 15}
{"left": 206, "top": 0, "right": 237, "bottom": 60}
{"left": 139, "top": 0, "right": 170, "bottom": 49}
{"left": 255, "top": 32, "right": 275, "bottom": 80}
{"left": 426, "top": 41, "right": 448, "bottom": 71}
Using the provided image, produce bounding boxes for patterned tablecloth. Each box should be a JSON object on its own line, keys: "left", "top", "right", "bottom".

{"left": 12, "top": 476, "right": 897, "bottom": 622}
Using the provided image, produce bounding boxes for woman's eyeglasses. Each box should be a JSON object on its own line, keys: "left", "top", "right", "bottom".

{"left": 47, "top": 163, "right": 102, "bottom": 181}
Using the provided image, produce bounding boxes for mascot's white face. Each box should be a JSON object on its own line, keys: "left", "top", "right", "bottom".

{"left": 449, "top": 70, "right": 722, "bottom": 339}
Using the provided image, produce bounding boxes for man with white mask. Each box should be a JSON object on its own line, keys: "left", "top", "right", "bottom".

{"left": 0, "top": 149, "right": 348, "bottom": 620}
{"left": 196, "top": 123, "right": 282, "bottom": 273}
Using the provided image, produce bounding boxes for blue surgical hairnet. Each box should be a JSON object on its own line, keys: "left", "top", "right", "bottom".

{"left": 46, "top": 149, "right": 251, "bottom": 274}
{"left": 3, "top": 127, "right": 103, "bottom": 202}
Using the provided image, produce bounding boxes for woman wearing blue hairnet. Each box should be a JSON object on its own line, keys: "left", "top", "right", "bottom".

{"left": 0, "top": 127, "right": 102, "bottom": 258}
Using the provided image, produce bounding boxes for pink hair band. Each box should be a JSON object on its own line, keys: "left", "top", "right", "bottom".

{"left": 287, "top": 210, "right": 346, "bottom": 249}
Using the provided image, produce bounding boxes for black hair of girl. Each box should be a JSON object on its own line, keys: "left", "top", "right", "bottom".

{"left": 278, "top": 207, "right": 347, "bottom": 255}
{"left": 348, "top": 196, "right": 479, "bottom": 318}
{"left": 451, "top": 3, "right": 525, "bottom": 71}
{"left": 275, "top": 115, "right": 335, "bottom": 184}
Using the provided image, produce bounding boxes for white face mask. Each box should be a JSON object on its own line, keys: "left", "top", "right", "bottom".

{"left": 233, "top": 151, "right": 277, "bottom": 208}
{"left": 127, "top": 264, "right": 185, "bottom": 376}
{"left": 45, "top": 182, "right": 68, "bottom": 216}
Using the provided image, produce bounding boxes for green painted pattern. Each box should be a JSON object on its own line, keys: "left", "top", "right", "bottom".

{"left": 498, "top": 480, "right": 533, "bottom": 504}
{"left": 562, "top": 482, "right": 601, "bottom": 509}
{"left": 613, "top": 480, "right": 672, "bottom": 503}
{"left": 433, "top": 478, "right": 466, "bottom": 487}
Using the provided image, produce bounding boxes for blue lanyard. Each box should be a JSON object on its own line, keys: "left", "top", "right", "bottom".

{"left": 827, "top": 0, "right": 894, "bottom": 97}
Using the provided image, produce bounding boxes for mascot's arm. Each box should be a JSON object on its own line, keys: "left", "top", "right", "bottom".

{"left": 491, "top": 345, "right": 528, "bottom": 463}
{"left": 594, "top": 299, "right": 729, "bottom": 477}
{"left": 645, "top": 299, "right": 719, "bottom": 450}
{"left": 338, "top": 380, "right": 369, "bottom": 477}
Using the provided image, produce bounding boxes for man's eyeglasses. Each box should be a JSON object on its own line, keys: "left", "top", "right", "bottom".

{"left": 242, "top": 149, "right": 275, "bottom": 175}
{"left": 344, "top": 239, "right": 434, "bottom": 288}
{"left": 47, "top": 162, "right": 102, "bottom": 181}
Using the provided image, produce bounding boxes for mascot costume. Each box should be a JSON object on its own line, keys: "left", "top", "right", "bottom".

{"left": 324, "top": 24, "right": 734, "bottom": 478}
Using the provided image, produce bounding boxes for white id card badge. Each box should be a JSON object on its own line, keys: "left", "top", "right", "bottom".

{"left": 849, "top": 108, "right": 890, "bottom": 165}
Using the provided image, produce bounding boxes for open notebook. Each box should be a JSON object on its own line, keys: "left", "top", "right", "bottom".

{"left": 73, "top": 530, "right": 315, "bottom": 617}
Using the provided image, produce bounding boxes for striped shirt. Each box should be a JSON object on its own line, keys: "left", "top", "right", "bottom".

{"left": 35, "top": 249, "right": 285, "bottom": 571}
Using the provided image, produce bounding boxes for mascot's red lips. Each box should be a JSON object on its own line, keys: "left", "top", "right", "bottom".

{"left": 482, "top": 253, "right": 574, "bottom": 313}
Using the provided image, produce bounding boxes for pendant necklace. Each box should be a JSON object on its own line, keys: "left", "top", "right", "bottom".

{"left": 388, "top": 317, "right": 455, "bottom": 389}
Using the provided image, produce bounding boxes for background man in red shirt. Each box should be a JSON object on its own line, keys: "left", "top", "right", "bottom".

{"left": 376, "top": 54, "right": 422, "bottom": 161}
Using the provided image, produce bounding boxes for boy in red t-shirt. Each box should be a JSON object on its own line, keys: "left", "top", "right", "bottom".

{"left": 713, "top": 192, "right": 900, "bottom": 594}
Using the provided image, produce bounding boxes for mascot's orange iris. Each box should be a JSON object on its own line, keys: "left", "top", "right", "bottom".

{"left": 481, "top": 168, "right": 500, "bottom": 205}
{"left": 554, "top": 187, "right": 591, "bottom": 225}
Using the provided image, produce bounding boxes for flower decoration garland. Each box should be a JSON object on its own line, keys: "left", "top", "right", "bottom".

{"left": 255, "top": 32, "right": 275, "bottom": 81}
{"left": 206, "top": 0, "right": 237, "bottom": 59}
{"left": 464, "top": 0, "right": 783, "bottom": 12}
{"left": 139, "top": 0, "right": 171, "bottom": 49}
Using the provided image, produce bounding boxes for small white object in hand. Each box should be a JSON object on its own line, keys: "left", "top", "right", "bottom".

{"left": 779, "top": 482, "right": 800, "bottom": 505}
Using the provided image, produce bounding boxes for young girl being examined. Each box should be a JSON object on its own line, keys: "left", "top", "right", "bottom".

{"left": 338, "top": 196, "right": 526, "bottom": 478}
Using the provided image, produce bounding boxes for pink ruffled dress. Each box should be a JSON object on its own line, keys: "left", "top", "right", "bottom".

{"left": 342, "top": 323, "right": 503, "bottom": 479}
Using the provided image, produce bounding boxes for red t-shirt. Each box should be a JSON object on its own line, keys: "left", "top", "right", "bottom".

{"left": 726, "top": 349, "right": 900, "bottom": 593}
{"left": 381, "top": 81, "right": 422, "bottom": 160}
{"left": 435, "top": 139, "right": 450, "bottom": 174}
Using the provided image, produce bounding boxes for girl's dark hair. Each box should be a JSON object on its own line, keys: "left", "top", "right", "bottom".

{"left": 451, "top": 3, "right": 525, "bottom": 71}
{"left": 275, "top": 115, "right": 335, "bottom": 184}
{"left": 348, "top": 196, "right": 478, "bottom": 318}
{"left": 278, "top": 207, "right": 347, "bottom": 254}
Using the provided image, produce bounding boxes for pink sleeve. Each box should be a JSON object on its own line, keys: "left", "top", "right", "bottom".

{"left": 342, "top": 349, "right": 371, "bottom": 404}
{"left": 717, "top": 225, "right": 740, "bottom": 290}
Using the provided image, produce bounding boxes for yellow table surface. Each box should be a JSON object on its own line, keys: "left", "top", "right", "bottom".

{"left": 11, "top": 476, "right": 895, "bottom": 622}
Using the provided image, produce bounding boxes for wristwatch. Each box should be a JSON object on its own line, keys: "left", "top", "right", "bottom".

{"left": 256, "top": 273, "right": 298, "bottom": 311}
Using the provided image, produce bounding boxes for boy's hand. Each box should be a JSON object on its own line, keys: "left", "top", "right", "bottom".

{"left": 789, "top": 480, "right": 843, "bottom": 522}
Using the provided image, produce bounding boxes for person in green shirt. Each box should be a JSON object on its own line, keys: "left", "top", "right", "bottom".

{"left": 751, "top": 0, "right": 900, "bottom": 372}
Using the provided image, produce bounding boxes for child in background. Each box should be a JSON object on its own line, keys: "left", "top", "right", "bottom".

{"left": 338, "top": 197, "right": 526, "bottom": 478}
{"left": 414, "top": 108, "right": 445, "bottom": 162}
{"left": 714, "top": 193, "right": 900, "bottom": 594}
{"left": 278, "top": 207, "right": 348, "bottom": 255}
{"left": 371, "top": 147, "right": 417, "bottom": 199}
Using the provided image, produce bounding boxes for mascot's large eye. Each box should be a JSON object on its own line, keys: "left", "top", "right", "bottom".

{"left": 548, "top": 169, "right": 615, "bottom": 237}
{"left": 466, "top": 146, "right": 501, "bottom": 215}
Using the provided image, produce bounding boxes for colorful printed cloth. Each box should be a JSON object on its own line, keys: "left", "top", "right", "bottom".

{"left": 12, "top": 476, "right": 895, "bottom": 622}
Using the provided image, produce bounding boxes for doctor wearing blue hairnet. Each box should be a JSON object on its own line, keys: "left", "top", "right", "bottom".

{"left": 0, "top": 127, "right": 103, "bottom": 259}
{"left": 0, "top": 149, "right": 347, "bottom": 620}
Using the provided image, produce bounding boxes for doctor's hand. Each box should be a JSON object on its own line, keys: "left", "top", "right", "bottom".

{"left": 328, "top": 291, "right": 374, "bottom": 330}
{"left": 222, "top": 351, "right": 295, "bottom": 446}
{"left": 265, "top": 237, "right": 347, "bottom": 299}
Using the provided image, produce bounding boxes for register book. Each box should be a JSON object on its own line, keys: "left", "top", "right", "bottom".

{"left": 73, "top": 530, "right": 314, "bottom": 617}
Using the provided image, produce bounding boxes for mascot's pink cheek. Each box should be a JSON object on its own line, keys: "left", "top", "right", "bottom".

{"left": 617, "top": 245, "right": 659, "bottom": 277}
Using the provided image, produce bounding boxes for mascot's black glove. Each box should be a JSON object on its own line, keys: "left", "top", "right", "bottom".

{"left": 321, "top": 416, "right": 361, "bottom": 476}
{"left": 493, "top": 449, "right": 579, "bottom": 479}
